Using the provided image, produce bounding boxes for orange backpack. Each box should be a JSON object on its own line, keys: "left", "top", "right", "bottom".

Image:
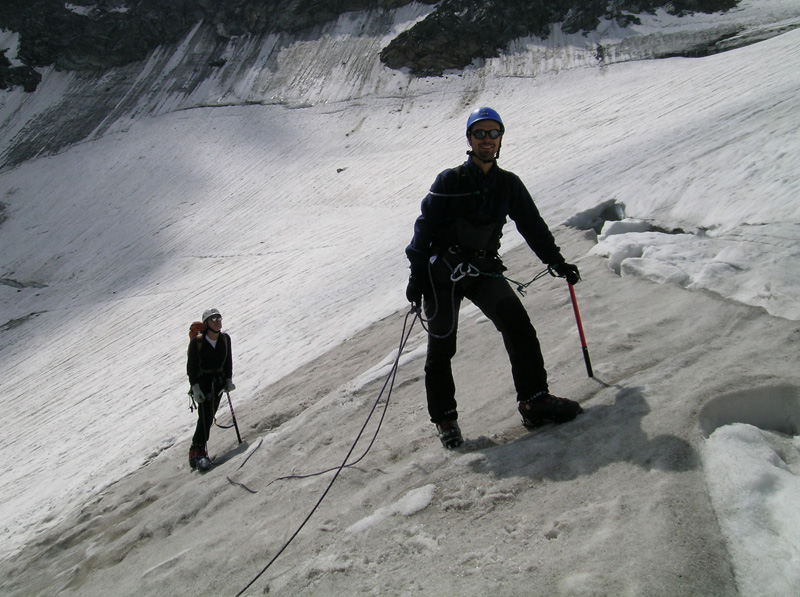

{"left": 189, "top": 321, "right": 206, "bottom": 340}
{"left": 188, "top": 321, "right": 228, "bottom": 359}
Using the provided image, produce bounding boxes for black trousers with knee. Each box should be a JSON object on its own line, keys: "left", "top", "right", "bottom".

{"left": 192, "top": 376, "right": 223, "bottom": 447}
{"left": 423, "top": 255, "right": 549, "bottom": 423}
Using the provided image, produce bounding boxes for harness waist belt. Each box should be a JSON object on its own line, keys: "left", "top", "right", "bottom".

{"left": 447, "top": 245, "right": 496, "bottom": 259}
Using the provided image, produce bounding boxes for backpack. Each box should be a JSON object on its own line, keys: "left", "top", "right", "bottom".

{"left": 189, "top": 321, "right": 206, "bottom": 340}
{"left": 188, "top": 320, "right": 229, "bottom": 367}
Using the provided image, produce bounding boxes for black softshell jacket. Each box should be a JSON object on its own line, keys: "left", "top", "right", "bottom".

{"left": 406, "top": 159, "right": 564, "bottom": 276}
{"left": 187, "top": 333, "right": 233, "bottom": 395}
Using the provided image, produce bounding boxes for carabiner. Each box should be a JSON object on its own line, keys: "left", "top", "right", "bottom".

{"left": 450, "top": 262, "right": 480, "bottom": 282}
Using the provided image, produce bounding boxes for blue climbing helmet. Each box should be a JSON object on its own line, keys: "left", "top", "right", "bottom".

{"left": 466, "top": 107, "right": 505, "bottom": 137}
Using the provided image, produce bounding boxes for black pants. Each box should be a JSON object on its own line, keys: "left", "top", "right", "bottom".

{"left": 192, "top": 377, "right": 223, "bottom": 447}
{"left": 423, "top": 254, "right": 549, "bottom": 423}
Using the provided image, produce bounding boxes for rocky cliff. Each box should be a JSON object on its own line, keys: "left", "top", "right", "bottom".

{"left": 2, "top": 0, "right": 738, "bottom": 87}
{"left": 3, "top": 0, "right": 797, "bottom": 170}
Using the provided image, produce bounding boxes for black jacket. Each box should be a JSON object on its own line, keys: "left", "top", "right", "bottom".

{"left": 187, "top": 333, "right": 233, "bottom": 394}
{"left": 406, "top": 159, "right": 564, "bottom": 277}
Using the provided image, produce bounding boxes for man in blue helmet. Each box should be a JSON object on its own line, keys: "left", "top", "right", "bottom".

{"left": 405, "top": 107, "right": 583, "bottom": 448}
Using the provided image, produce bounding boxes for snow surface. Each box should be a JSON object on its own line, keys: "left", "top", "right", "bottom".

{"left": 1, "top": 2, "right": 799, "bottom": 595}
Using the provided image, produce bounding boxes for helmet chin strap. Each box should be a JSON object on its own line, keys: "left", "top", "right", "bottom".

{"left": 467, "top": 142, "right": 502, "bottom": 164}
{"left": 467, "top": 150, "right": 494, "bottom": 164}
{"left": 466, "top": 136, "right": 502, "bottom": 164}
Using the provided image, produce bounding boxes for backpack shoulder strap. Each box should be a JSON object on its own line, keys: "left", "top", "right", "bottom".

{"left": 219, "top": 333, "right": 229, "bottom": 357}
{"left": 196, "top": 333, "right": 229, "bottom": 374}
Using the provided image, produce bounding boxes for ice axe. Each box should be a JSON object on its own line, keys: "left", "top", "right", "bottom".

{"left": 567, "top": 282, "right": 594, "bottom": 378}
{"left": 226, "top": 391, "right": 243, "bottom": 444}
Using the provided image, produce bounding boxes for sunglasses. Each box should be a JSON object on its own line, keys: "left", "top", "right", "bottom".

{"left": 469, "top": 129, "right": 503, "bottom": 140}
{"left": 208, "top": 315, "right": 222, "bottom": 322}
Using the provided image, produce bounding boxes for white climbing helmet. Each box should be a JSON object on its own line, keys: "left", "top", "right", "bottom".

{"left": 202, "top": 308, "right": 221, "bottom": 323}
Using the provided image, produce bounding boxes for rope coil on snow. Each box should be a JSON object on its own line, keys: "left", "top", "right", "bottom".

{"left": 234, "top": 307, "right": 419, "bottom": 596}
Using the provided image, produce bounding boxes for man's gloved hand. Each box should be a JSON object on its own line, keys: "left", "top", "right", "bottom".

{"left": 191, "top": 383, "right": 206, "bottom": 404}
{"left": 550, "top": 262, "right": 581, "bottom": 285}
{"left": 224, "top": 378, "right": 236, "bottom": 392}
{"left": 405, "top": 274, "right": 430, "bottom": 306}
{"left": 406, "top": 279, "right": 422, "bottom": 305}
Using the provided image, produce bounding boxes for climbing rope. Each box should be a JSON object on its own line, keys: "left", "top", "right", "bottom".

{"left": 234, "top": 306, "right": 419, "bottom": 596}
{"left": 479, "top": 264, "right": 552, "bottom": 295}
{"left": 235, "top": 263, "right": 557, "bottom": 594}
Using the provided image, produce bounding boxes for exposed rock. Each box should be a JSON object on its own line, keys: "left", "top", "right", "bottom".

{"left": 0, "top": 50, "right": 41, "bottom": 92}
{"left": 0, "top": 0, "right": 431, "bottom": 81}
{"left": 0, "top": 0, "right": 744, "bottom": 91}
{"left": 380, "top": 0, "right": 741, "bottom": 76}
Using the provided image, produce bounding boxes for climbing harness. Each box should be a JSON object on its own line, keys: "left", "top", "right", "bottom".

{"left": 415, "top": 256, "right": 551, "bottom": 340}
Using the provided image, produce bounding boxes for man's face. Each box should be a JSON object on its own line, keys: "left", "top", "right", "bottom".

{"left": 467, "top": 119, "right": 503, "bottom": 163}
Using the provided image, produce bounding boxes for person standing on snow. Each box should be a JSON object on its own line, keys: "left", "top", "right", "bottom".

{"left": 187, "top": 308, "right": 235, "bottom": 470}
{"left": 405, "top": 107, "right": 584, "bottom": 449}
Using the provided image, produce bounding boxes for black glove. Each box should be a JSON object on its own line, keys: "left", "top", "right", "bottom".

{"left": 550, "top": 262, "right": 581, "bottom": 285}
{"left": 405, "top": 274, "right": 429, "bottom": 306}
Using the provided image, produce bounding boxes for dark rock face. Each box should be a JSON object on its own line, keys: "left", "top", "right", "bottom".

{"left": 0, "top": 0, "right": 740, "bottom": 91}
{"left": 1, "top": 50, "right": 41, "bottom": 92}
{"left": 1, "top": 0, "right": 205, "bottom": 72}
{"left": 0, "top": 1, "right": 430, "bottom": 80}
{"left": 380, "top": 0, "right": 740, "bottom": 76}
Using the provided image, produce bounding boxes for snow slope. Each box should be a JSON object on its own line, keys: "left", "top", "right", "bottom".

{"left": 1, "top": 2, "right": 799, "bottom": 595}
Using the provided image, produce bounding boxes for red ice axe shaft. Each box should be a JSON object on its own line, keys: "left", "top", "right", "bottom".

{"left": 568, "top": 282, "right": 593, "bottom": 378}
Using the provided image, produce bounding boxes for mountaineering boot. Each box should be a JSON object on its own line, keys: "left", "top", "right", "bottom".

{"left": 436, "top": 420, "right": 464, "bottom": 449}
{"left": 188, "top": 444, "right": 203, "bottom": 469}
{"left": 190, "top": 444, "right": 210, "bottom": 471}
{"left": 519, "top": 394, "right": 583, "bottom": 429}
